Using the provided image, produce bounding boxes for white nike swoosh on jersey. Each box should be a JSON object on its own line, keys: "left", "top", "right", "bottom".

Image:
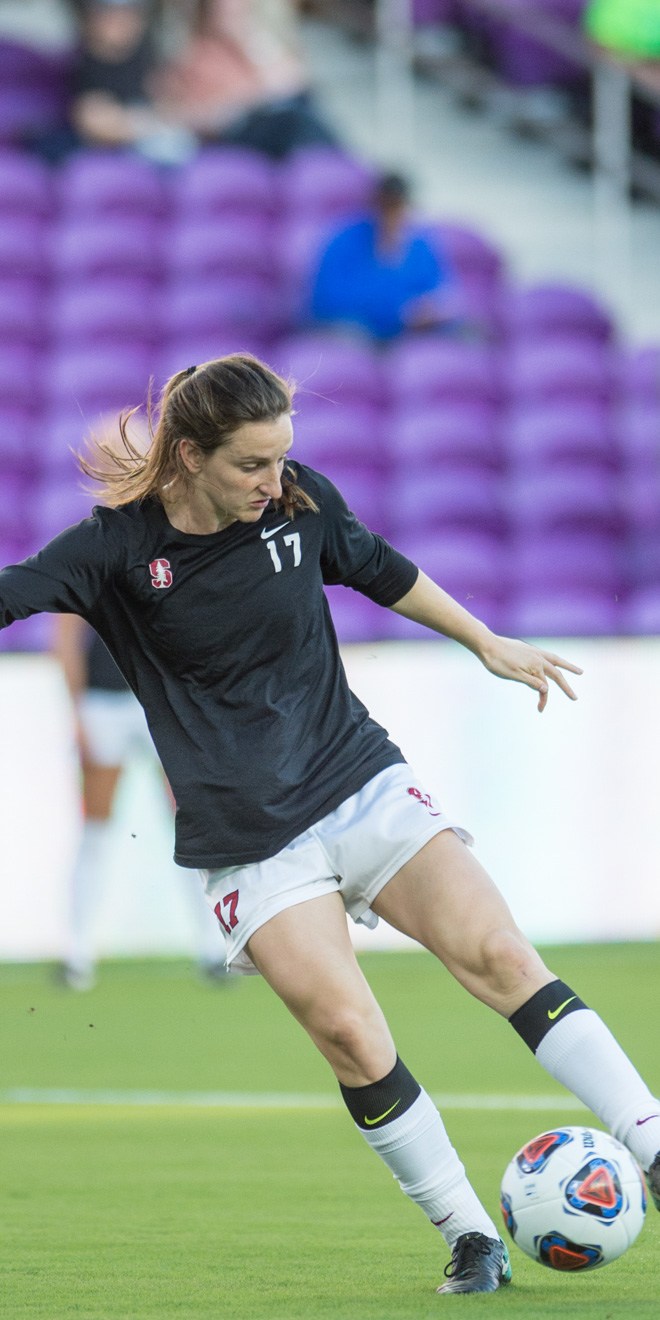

{"left": 260, "top": 522, "right": 290, "bottom": 539}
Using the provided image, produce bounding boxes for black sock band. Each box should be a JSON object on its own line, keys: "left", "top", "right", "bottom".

{"left": 509, "top": 979, "right": 588, "bottom": 1053}
{"left": 339, "top": 1056, "right": 421, "bottom": 1130}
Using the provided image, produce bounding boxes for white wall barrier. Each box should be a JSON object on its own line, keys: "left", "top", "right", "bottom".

{"left": 1, "top": 638, "right": 659, "bottom": 961}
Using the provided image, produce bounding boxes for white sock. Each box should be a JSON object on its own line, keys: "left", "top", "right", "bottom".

{"left": 358, "top": 1089, "right": 500, "bottom": 1247}
{"left": 536, "top": 1010, "right": 660, "bottom": 1170}
{"left": 67, "top": 818, "right": 110, "bottom": 974}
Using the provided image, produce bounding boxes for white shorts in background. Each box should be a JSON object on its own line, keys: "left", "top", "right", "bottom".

{"left": 201, "top": 763, "right": 472, "bottom": 975}
{"left": 78, "top": 690, "right": 154, "bottom": 767}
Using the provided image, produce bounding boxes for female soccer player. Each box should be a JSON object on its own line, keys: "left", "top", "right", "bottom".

{"left": 1, "top": 356, "right": 657, "bottom": 1294}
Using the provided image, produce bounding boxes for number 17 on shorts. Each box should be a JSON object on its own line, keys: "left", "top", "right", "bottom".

{"left": 214, "top": 889, "right": 239, "bottom": 935}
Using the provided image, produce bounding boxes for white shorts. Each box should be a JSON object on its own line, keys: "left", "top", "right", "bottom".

{"left": 78, "top": 690, "right": 155, "bottom": 767}
{"left": 200, "top": 763, "right": 472, "bottom": 975}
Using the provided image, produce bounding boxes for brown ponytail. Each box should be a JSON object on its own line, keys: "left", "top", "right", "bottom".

{"left": 79, "top": 354, "right": 318, "bottom": 519}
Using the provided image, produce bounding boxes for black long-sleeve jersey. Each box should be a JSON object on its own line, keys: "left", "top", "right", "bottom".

{"left": 0, "top": 466, "right": 419, "bottom": 868}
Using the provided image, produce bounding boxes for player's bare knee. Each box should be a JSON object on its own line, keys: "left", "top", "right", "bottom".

{"left": 316, "top": 1005, "right": 377, "bottom": 1069}
{"left": 477, "top": 927, "right": 545, "bottom": 998}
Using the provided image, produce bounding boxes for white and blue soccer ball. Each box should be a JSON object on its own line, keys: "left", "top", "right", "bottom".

{"left": 500, "top": 1126, "right": 647, "bottom": 1271}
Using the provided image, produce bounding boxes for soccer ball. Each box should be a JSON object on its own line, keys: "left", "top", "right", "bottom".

{"left": 500, "top": 1126, "right": 647, "bottom": 1271}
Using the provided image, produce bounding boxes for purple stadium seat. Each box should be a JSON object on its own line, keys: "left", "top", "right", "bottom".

{"left": 166, "top": 215, "right": 274, "bottom": 281}
{"left": 507, "top": 531, "right": 622, "bottom": 593}
{"left": 0, "top": 278, "right": 45, "bottom": 345}
{"left": 387, "top": 339, "right": 501, "bottom": 407}
{"left": 274, "top": 215, "right": 342, "bottom": 326}
{"left": 621, "top": 587, "right": 660, "bottom": 635}
{"left": 159, "top": 276, "right": 281, "bottom": 339}
{"left": 0, "top": 471, "right": 28, "bottom": 538}
{"left": 0, "top": 216, "right": 47, "bottom": 279}
{"left": 58, "top": 152, "right": 166, "bottom": 218}
{"left": 486, "top": 0, "right": 586, "bottom": 88}
{"left": 154, "top": 338, "right": 269, "bottom": 386}
{"left": 505, "top": 400, "right": 615, "bottom": 469}
{"left": 429, "top": 224, "right": 503, "bottom": 285}
{"left": 274, "top": 335, "right": 382, "bottom": 407}
{"left": 506, "top": 341, "right": 615, "bottom": 405}
{"left": 35, "top": 410, "right": 101, "bottom": 478}
{"left": 0, "top": 345, "right": 41, "bottom": 409}
{"left": 50, "top": 279, "right": 156, "bottom": 346}
{"left": 0, "top": 536, "right": 25, "bottom": 569}
{"left": 454, "top": 275, "right": 503, "bottom": 337}
{"left": 395, "top": 529, "right": 507, "bottom": 600}
{"left": 505, "top": 467, "right": 622, "bottom": 534}
{"left": 44, "top": 345, "right": 151, "bottom": 412}
{"left": 619, "top": 466, "right": 660, "bottom": 535}
{"left": 292, "top": 403, "right": 382, "bottom": 468}
{"left": 0, "top": 85, "right": 66, "bottom": 142}
{"left": 0, "top": 150, "right": 52, "bottom": 216}
{"left": 29, "top": 477, "right": 94, "bottom": 545}
{"left": 626, "top": 530, "right": 660, "bottom": 588}
{"left": 319, "top": 465, "right": 386, "bottom": 534}
{"left": 502, "top": 284, "right": 612, "bottom": 344}
{"left": 413, "top": 0, "right": 456, "bottom": 21}
{"left": 507, "top": 589, "right": 619, "bottom": 637}
{"left": 388, "top": 469, "right": 504, "bottom": 537}
{"left": 0, "top": 612, "right": 53, "bottom": 653}
{"left": 170, "top": 149, "right": 275, "bottom": 219}
{"left": 50, "top": 218, "right": 163, "bottom": 281}
{"left": 615, "top": 404, "right": 660, "bottom": 466}
{"left": 619, "top": 347, "right": 660, "bottom": 405}
{"left": 0, "top": 39, "right": 70, "bottom": 89}
{"left": 275, "top": 216, "right": 337, "bottom": 287}
{"left": 279, "top": 148, "right": 373, "bottom": 219}
{"left": 424, "top": 226, "right": 503, "bottom": 334}
{"left": 0, "top": 408, "right": 33, "bottom": 470}
{"left": 324, "top": 585, "right": 385, "bottom": 643}
{"left": 387, "top": 402, "right": 500, "bottom": 472}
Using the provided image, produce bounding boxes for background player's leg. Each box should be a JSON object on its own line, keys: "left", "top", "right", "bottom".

{"left": 65, "top": 763, "right": 121, "bottom": 990}
{"left": 159, "top": 771, "right": 228, "bottom": 980}
{"left": 371, "top": 831, "right": 660, "bottom": 1177}
{"left": 246, "top": 893, "right": 502, "bottom": 1250}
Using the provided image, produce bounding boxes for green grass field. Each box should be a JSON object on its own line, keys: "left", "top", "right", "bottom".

{"left": 1, "top": 945, "right": 659, "bottom": 1320}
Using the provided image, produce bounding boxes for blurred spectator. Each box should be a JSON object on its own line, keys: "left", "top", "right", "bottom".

{"left": 311, "top": 173, "right": 459, "bottom": 342}
{"left": 37, "top": 0, "right": 195, "bottom": 163}
{"left": 153, "top": 0, "right": 336, "bottom": 157}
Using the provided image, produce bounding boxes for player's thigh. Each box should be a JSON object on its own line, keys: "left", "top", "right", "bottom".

{"left": 370, "top": 830, "right": 553, "bottom": 1015}
{"left": 246, "top": 892, "right": 396, "bottom": 1085}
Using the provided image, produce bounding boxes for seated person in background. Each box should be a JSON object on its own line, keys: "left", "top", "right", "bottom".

{"left": 152, "top": 0, "right": 336, "bottom": 157}
{"left": 311, "top": 173, "right": 459, "bottom": 342}
{"left": 64, "top": 0, "right": 194, "bottom": 161}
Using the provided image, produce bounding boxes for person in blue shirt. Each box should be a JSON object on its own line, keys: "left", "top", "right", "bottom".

{"left": 311, "top": 172, "right": 456, "bottom": 340}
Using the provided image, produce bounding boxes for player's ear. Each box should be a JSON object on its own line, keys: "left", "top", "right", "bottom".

{"left": 178, "top": 438, "right": 204, "bottom": 475}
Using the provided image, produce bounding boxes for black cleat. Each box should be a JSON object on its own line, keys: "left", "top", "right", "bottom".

{"left": 645, "top": 1153, "right": 660, "bottom": 1212}
{"left": 436, "top": 1233, "right": 512, "bottom": 1295}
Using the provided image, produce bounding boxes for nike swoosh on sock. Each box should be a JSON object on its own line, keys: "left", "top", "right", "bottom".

{"left": 364, "top": 1099, "right": 401, "bottom": 1126}
{"left": 547, "top": 996, "right": 577, "bottom": 1020}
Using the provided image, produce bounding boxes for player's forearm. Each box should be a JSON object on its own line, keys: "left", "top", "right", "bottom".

{"left": 389, "top": 570, "right": 494, "bottom": 659}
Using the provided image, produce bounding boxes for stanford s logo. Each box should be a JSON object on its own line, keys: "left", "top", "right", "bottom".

{"left": 149, "top": 558, "right": 173, "bottom": 589}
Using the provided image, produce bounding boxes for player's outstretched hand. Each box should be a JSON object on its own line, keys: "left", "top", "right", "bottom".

{"left": 478, "top": 636, "right": 583, "bottom": 712}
